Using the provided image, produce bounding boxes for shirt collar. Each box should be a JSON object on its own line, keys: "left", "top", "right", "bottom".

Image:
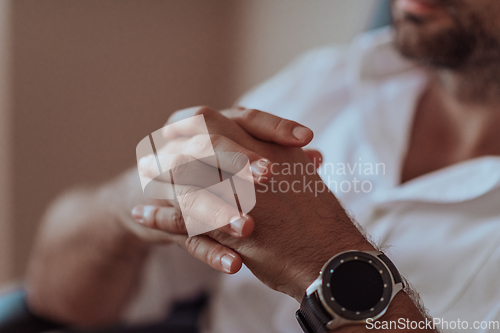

{"left": 346, "top": 28, "right": 500, "bottom": 205}
{"left": 380, "top": 156, "right": 500, "bottom": 204}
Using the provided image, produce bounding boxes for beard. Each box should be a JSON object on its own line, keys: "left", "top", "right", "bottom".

{"left": 394, "top": 17, "right": 474, "bottom": 69}
{"left": 392, "top": 2, "right": 500, "bottom": 70}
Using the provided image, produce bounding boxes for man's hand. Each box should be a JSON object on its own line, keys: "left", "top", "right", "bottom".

{"left": 134, "top": 107, "right": 437, "bottom": 333}
{"left": 25, "top": 106, "right": 317, "bottom": 327}
{"left": 133, "top": 106, "right": 369, "bottom": 301}
{"left": 129, "top": 106, "right": 322, "bottom": 275}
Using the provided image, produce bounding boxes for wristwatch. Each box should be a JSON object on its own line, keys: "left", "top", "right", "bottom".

{"left": 296, "top": 250, "right": 404, "bottom": 333}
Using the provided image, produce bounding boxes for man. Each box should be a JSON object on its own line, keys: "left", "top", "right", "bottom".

{"left": 26, "top": 0, "right": 500, "bottom": 332}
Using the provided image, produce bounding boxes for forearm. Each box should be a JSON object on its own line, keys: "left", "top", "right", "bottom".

{"left": 289, "top": 214, "right": 437, "bottom": 333}
{"left": 26, "top": 169, "right": 150, "bottom": 327}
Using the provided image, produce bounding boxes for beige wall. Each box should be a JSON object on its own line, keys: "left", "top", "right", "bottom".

{"left": 10, "top": 0, "right": 239, "bottom": 277}
{"left": 233, "top": 0, "right": 375, "bottom": 94}
{"left": 0, "top": 0, "right": 13, "bottom": 285}
{"left": 5, "top": 0, "right": 372, "bottom": 280}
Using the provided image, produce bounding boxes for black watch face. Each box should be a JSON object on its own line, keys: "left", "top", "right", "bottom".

{"left": 320, "top": 252, "right": 393, "bottom": 321}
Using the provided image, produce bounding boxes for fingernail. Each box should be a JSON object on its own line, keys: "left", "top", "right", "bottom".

{"left": 132, "top": 206, "right": 156, "bottom": 225}
{"left": 293, "top": 126, "right": 312, "bottom": 141}
{"left": 132, "top": 206, "right": 144, "bottom": 223}
{"left": 251, "top": 159, "right": 270, "bottom": 182}
{"left": 229, "top": 215, "right": 248, "bottom": 236}
{"left": 221, "top": 253, "right": 236, "bottom": 272}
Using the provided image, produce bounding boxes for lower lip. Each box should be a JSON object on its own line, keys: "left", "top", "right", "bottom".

{"left": 396, "top": 0, "right": 444, "bottom": 15}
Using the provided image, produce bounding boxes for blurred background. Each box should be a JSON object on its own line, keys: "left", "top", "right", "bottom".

{"left": 0, "top": 0, "right": 382, "bottom": 286}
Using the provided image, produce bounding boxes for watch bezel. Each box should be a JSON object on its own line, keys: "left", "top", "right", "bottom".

{"left": 318, "top": 251, "right": 393, "bottom": 321}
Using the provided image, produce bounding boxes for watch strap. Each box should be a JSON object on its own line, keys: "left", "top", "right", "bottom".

{"left": 296, "top": 292, "right": 332, "bottom": 333}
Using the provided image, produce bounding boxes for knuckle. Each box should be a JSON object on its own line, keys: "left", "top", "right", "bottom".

{"left": 171, "top": 210, "right": 185, "bottom": 232}
{"left": 229, "top": 151, "right": 248, "bottom": 168}
{"left": 155, "top": 208, "right": 184, "bottom": 232}
{"left": 168, "top": 154, "right": 184, "bottom": 170}
{"left": 184, "top": 236, "right": 202, "bottom": 255}
{"left": 175, "top": 185, "right": 190, "bottom": 198}
{"left": 273, "top": 118, "right": 291, "bottom": 133}
{"left": 212, "top": 205, "right": 229, "bottom": 225}
{"left": 190, "top": 134, "right": 214, "bottom": 155}
{"left": 205, "top": 245, "right": 221, "bottom": 267}
{"left": 169, "top": 155, "right": 189, "bottom": 178}
{"left": 194, "top": 106, "right": 215, "bottom": 117}
{"left": 221, "top": 107, "right": 243, "bottom": 120}
{"left": 147, "top": 206, "right": 160, "bottom": 228}
{"left": 208, "top": 133, "right": 223, "bottom": 150}
{"left": 240, "top": 108, "right": 259, "bottom": 123}
{"left": 153, "top": 208, "right": 165, "bottom": 229}
{"left": 208, "top": 133, "right": 222, "bottom": 144}
{"left": 178, "top": 190, "right": 196, "bottom": 213}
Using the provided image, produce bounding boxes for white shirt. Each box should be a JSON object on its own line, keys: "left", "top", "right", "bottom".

{"left": 126, "top": 28, "right": 500, "bottom": 333}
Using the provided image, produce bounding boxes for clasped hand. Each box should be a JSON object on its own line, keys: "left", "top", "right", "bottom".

{"left": 132, "top": 106, "right": 371, "bottom": 301}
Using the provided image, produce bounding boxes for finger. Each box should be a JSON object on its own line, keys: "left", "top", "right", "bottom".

{"left": 139, "top": 151, "right": 264, "bottom": 194}
{"left": 171, "top": 183, "right": 254, "bottom": 238}
{"left": 221, "top": 107, "right": 313, "bottom": 146}
{"left": 165, "top": 106, "right": 210, "bottom": 126}
{"left": 162, "top": 106, "right": 210, "bottom": 140}
{"left": 162, "top": 106, "right": 238, "bottom": 141}
{"left": 170, "top": 233, "right": 243, "bottom": 274}
{"left": 137, "top": 156, "right": 178, "bottom": 201}
{"left": 138, "top": 153, "right": 218, "bottom": 187}
{"left": 183, "top": 235, "right": 243, "bottom": 274}
{"left": 163, "top": 106, "right": 256, "bottom": 148}
{"left": 131, "top": 205, "right": 187, "bottom": 234}
{"left": 304, "top": 149, "right": 323, "bottom": 169}
{"left": 136, "top": 151, "right": 254, "bottom": 238}
{"left": 132, "top": 203, "right": 254, "bottom": 239}
{"left": 217, "top": 214, "right": 254, "bottom": 238}
{"left": 137, "top": 153, "right": 193, "bottom": 179}
{"left": 158, "top": 135, "right": 271, "bottom": 183}
{"left": 209, "top": 214, "right": 255, "bottom": 242}
{"left": 176, "top": 185, "right": 251, "bottom": 237}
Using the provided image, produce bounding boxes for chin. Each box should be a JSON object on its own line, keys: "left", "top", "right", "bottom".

{"left": 393, "top": 19, "right": 474, "bottom": 69}
{"left": 391, "top": 1, "right": 457, "bottom": 54}
{"left": 393, "top": 20, "right": 436, "bottom": 57}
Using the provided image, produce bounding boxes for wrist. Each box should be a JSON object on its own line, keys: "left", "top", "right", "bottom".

{"left": 95, "top": 173, "right": 151, "bottom": 255}
{"left": 287, "top": 191, "right": 376, "bottom": 301}
{"left": 295, "top": 251, "right": 417, "bottom": 333}
{"left": 291, "top": 240, "right": 375, "bottom": 302}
